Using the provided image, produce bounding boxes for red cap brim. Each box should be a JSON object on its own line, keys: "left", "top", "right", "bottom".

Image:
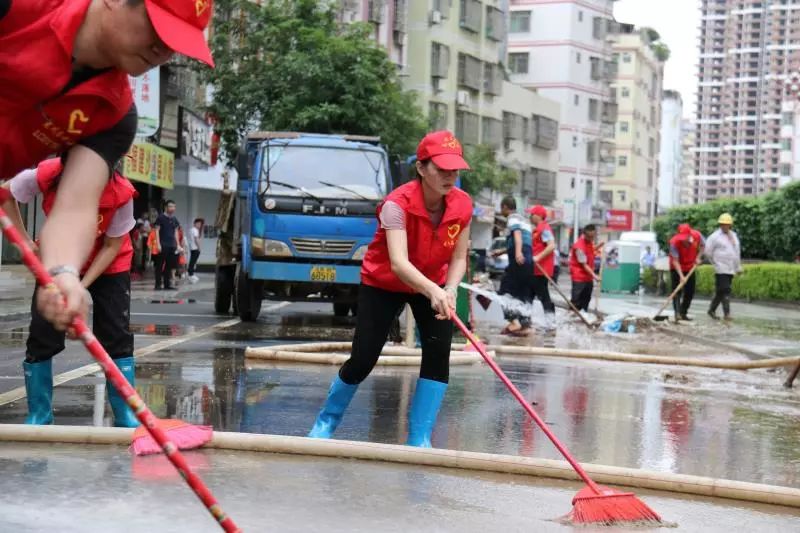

{"left": 431, "top": 153, "right": 470, "bottom": 171}
{"left": 145, "top": 0, "right": 214, "bottom": 67}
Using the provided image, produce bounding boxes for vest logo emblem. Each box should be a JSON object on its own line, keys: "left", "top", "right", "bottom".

{"left": 444, "top": 223, "right": 461, "bottom": 248}
{"left": 67, "top": 109, "right": 90, "bottom": 135}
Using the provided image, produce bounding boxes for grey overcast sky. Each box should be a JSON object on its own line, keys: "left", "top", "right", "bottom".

{"left": 613, "top": 0, "right": 700, "bottom": 120}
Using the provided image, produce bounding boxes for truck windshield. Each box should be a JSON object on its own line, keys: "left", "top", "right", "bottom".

{"left": 258, "top": 145, "right": 387, "bottom": 200}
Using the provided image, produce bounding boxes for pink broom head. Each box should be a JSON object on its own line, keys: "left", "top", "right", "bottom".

{"left": 130, "top": 419, "right": 213, "bottom": 456}
{"left": 562, "top": 485, "right": 662, "bottom": 526}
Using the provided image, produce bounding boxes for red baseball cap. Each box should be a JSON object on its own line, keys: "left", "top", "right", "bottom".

{"left": 416, "top": 130, "right": 470, "bottom": 171}
{"left": 527, "top": 205, "right": 548, "bottom": 219}
{"left": 678, "top": 223, "right": 691, "bottom": 234}
{"left": 145, "top": 0, "right": 215, "bottom": 67}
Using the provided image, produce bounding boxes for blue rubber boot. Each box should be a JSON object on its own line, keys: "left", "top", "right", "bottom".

{"left": 406, "top": 378, "right": 447, "bottom": 448}
{"left": 23, "top": 360, "right": 54, "bottom": 425}
{"left": 107, "top": 356, "right": 140, "bottom": 428}
{"left": 308, "top": 375, "right": 358, "bottom": 438}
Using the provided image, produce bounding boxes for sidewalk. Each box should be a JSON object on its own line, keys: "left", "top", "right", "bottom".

{"left": 0, "top": 265, "right": 214, "bottom": 320}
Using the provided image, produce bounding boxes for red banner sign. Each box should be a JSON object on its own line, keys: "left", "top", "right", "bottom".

{"left": 605, "top": 209, "right": 633, "bottom": 231}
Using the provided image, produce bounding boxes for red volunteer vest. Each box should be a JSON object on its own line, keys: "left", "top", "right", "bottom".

{"left": 0, "top": 0, "right": 134, "bottom": 181}
{"left": 669, "top": 231, "right": 701, "bottom": 273}
{"left": 37, "top": 159, "right": 137, "bottom": 275}
{"left": 569, "top": 237, "right": 596, "bottom": 283}
{"left": 361, "top": 180, "right": 473, "bottom": 293}
{"left": 532, "top": 221, "right": 555, "bottom": 277}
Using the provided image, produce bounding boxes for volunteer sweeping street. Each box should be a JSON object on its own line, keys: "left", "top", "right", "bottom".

{"left": 705, "top": 213, "right": 742, "bottom": 320}
{"left": 308, "top": 131, "right": 472, "bottom": 448}
{"left": 498, "top": 197, "right": 534, "bottom": 336}
{"left": 528, "top": 204, "right": 556, "bottom": 327}
{"left": 0, "top": 0, "right": 214, "bottom": 332}
{"left": 569, "top": 224, "right": 601, "bottom": 313}
{"left": 2, "top": 159, "right": 139, "bottom": 427}
{"left": 668, "top": 223, "right": 705, "bottom": 321}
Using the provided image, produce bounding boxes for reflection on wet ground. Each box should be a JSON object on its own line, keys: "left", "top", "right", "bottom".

{"left": 1, "top": 332, "right": 798, "bottom": 489}
{"left": 128, "top": 324, "right": 198, "bottom": 336}
{"left": 0, "top": 443, "right": 798, "bottom": 532}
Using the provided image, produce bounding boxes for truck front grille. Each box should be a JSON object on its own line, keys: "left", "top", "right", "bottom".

{"left": 291, "top": 238, "right": 355, "bottom": 256}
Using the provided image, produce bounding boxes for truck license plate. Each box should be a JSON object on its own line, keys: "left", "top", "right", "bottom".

{"left": 310, "top": 266, "right": 336, "bottom": 282}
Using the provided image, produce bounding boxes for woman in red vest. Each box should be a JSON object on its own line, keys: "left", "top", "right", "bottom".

{"left": 669, "top": 223, "right": 705, "bottom": 321}
{"left": 1, "top": 159, "right": 139, "bottom": 427}
{"left": 527, "top": 205, "right": 556, "bottom": 325}
{"left": 308, "top": 131, "right": 473, "bottom": 448}
{"left": 0, "top": 0, "right": 213, "bottom": 333}
{"left": 569, "top": 224, "right": 601, "bottom": 312}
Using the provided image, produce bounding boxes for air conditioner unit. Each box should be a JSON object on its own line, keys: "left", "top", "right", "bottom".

{"left": 430, "top": 10, "right": 442, "bottom": 25}
{"left": 456, "top": 90, "right": 471, "bottom": 107}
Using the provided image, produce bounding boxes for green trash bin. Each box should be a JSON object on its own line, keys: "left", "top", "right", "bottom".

{"left": 601, "top": 242, "right": 640, "bottom": 293}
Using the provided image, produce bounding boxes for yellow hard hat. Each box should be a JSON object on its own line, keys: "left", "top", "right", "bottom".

{"left": 718, "top": 213, "right": 734, "bottom": 225}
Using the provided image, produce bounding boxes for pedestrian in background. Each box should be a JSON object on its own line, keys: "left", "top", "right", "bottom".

{"left": 527, "top": 205, "right": 556, "bottom": 327}
{"left": 669, "top": 223, "right": 704, "bottom": 321}
{"left": 569, "top": 224, "right": 601, "bottom": 313}
{"left": 498, "top": 196, "right": 534, "bottom": 336}
{"left": 188, "top": 218, "right": 204, "bottom": 283}
{"left": 705, "top": 213, "right": 742, "bottom": 320}
{"left": 153, "top": 200, "right": 181, "bottom": 290}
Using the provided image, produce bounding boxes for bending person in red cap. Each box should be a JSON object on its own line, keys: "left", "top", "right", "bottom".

{"left": 308, "top": 131, "right": 473, "bottom": 448}
{"left": 528, "top": 205, "right": 556, "bottom": 328}
{"left": 2, "top": 159, "right": 139, "bottom": 427}
{"left": 668, "top": 223, "right": 704, "bottom": 321}
{"left": 0, "top": 0, "right": 214, "bottom": 332}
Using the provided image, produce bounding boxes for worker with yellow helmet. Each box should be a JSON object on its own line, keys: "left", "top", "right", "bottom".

{"left": 704, "top": 213, "right": 742, "bottom": 320}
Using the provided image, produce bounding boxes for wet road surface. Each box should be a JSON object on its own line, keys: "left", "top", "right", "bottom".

{"left": 0, "top": 443, "right": 798, "bottom": 532}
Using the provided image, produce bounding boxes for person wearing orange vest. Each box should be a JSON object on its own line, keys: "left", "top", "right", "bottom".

{"left": 0, "top": 0, "right": 214, "bottom": 334}
{"left": 527, "top": 205, "right": 556, "bottom": 325}
{"left": 569, "top": 224, "right": 601, "bottom": 312}
{"left": 1, "top": 159, "right": 140, "bottom": 427}
{"left": 669, "top": 223, "right": 705, "bottom": 321}
{"left": 308, "top": 131, "right": 473, "bottom": 448}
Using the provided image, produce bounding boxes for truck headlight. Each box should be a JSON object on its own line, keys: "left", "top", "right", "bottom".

{"left": 252, "top": 238, "right": 293, "bottom": 257}
{"left": 351, "top": 245, "right": 369, "bottom": 260}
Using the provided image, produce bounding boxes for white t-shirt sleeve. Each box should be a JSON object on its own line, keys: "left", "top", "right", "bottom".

{"left": 105, "top": 199, "right": 136, "bottom": 238}
{"left": 8, "top": 168, "right": 41, "bottom": 203}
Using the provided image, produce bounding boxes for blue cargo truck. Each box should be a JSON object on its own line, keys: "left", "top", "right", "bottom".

{"left": 215, "top": 132, "right": 394, "bottom": 321}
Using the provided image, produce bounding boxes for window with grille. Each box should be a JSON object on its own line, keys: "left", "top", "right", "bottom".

{"left": 429, "top": 101, "right": 448, "bottom": 131}
{"left": 588, "top": 98, "right": 599, "bottom": 121}
{"left": 485, "top": 6, "right": 505, "bottom": 41}
{"left": 459, "top": 0, "right": 482, "bottom": 33}
{"left": 431, "top": 42, "right": 450, "bottom": 78}
{"left": 483, "top": 62, "right": 503, "bottom": 95}
{"left": 455, "top": 110, "right": 480, "bottom": 145}
{"left": 481, "top": 116, "right": 503, "bottom": 148}
{"left": 503, "top": 112, "right": 525, "bottom": 142}
{"left": 509, "top": 10, "right": 530, "bottom": 33}
{"left": 532, "top": 115, "right": 558, "bottom": 149}
{"left": 458, "top": 53, "right": 483, "bottom": 90}
{"left": 508, "top": 52, "right": 529, "bottom": 74}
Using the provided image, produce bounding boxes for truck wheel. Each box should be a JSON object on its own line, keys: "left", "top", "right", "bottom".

{"left": 235, "top": 265, "right": 263, "bottom": 322}
{"left": 333, "top": 303, "right": 350, "bottom": 317}
{"left": 214, "top": 265, "right": 235, "bottom": 314}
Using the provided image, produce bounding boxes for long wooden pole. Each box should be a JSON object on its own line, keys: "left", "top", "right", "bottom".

{"left": 535, "top": 263, "right": 594, "bottom": 329}
{"left": 653, "top": 264, "right": 698, "bottom": 319}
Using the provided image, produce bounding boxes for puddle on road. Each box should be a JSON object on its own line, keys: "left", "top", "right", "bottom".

{"left": 146, "top": 298, "right": 197, "bottom": 305}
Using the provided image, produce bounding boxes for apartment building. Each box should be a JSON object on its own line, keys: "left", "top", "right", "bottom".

{"left": 658, "top": 90, "right": 684, "bottom": 211}
{"left": 404, "top": 0, "right": 560, "bottom": 207}
{"left": 507, "top": 0, "right": 618, "bottom": 238}
{"left": 694, "top": 0, "right": 800, "bottom": 202}
{"left": 681, "top": 120, "right": 696, "bottom": 205}
{"left": 337, "top": 0, "right": 410, "bottom": 67}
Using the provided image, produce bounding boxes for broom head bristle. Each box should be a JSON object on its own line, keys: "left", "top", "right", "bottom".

{"left": 130, "top": 419, "right": 213, "bottom": 456}
{"left": 563, "top": 485, "right": 662, "bottom": 526}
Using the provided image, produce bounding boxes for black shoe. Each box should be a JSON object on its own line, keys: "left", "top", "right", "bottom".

{"left": 723, "top": 315, "right": 732, "bottom": 322}
{"left": 680, "top": 314, "right": 692, "bottom": 321}
{"left": 707, "top": 310, "right": 719, "bottom": 320}
{"left": 163, "top": 286, "right": 175, "bottom": 291}
{"left": 154, "top": 285, "right": 162, "bottom": 291}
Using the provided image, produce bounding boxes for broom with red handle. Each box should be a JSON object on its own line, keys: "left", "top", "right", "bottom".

{"left": 0, "top": 193, "right": 241, "bottom": 533}
{"left": 452, "top": 312, "right": 662, "bottom": 526}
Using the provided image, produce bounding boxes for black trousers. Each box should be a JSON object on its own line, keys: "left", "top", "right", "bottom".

{"left": 531, "top": 275, "right": 555, "bottom": 314}
{"left": 670, "top": 270, "right": 697, "bottom": 316}
{"left": 26, "top": 272, "right": 134, "bottom": 363}
{"left": 339, "top": 284, "right": 453, "bottom": 385}
{"left": 188, "top": 250, "right": 200, "bottom": 276}
{"left": 499, "top": 258, "right": 534, "bottom": 327}
{"left": 570, "top": 281, "right": 593, "bottom": 311}
{"left": 709, "top": 273, "right": 733, "bottom": 316}
{"left": 154, "top": 247, "right": 177, "bottom": 288}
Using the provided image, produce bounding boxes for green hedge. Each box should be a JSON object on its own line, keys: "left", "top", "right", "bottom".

{"left": 652, "top": 181, "right": 800, "bottom": 261}
{"left": 696, "top": 263, "right": 800, "bottom": 301}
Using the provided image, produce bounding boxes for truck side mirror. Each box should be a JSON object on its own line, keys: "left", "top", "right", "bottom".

{"left": 237, "top": 149, "right": 249, "bottom": 181}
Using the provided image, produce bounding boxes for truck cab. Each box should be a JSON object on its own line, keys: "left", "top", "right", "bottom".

{"left": 216, "top": 132, "right": 392, "bottom": 321}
